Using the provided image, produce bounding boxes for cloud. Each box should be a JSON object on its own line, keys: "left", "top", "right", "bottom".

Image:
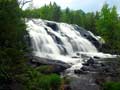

{"left": 32, "top": 0, "right": 74, "bottom": 9}
{"left": 68, "top": 0, "right": 106, "bottom": 11}
{"left": 33, "top": 0, "right": 52, "bottom": 7}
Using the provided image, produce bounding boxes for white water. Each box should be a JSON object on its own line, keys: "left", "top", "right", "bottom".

{"left": 26, "top": 19, "right": 117, "bottom": 69}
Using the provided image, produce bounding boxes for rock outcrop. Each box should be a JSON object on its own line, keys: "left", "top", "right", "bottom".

{"left": 29, "top": 56, "right": 71, "bottom": 73}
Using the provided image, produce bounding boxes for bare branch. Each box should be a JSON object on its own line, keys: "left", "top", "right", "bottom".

{"left": 19, "top": 0, "right": 31, "bottom": 9}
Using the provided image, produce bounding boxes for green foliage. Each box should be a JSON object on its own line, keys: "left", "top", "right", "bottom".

{"left": 61, "top": 7, "right": 73, "bottom": 23}
{"left": 24, "top": 67, "right": 61, "bottom": 90}
{"left": 84, "top": 12, "right": 96, "bottom": 33}
{"left": 36, "top": 65, "right": 54, "bottom": 74}
{"left": 103, "top": 82, "right": 120, "bottom": 90}
{"left": 23, "top": 2, "right": 87, "bottom": 27}
{"left": 23, "top": 2, "right": 61, "bottom": 22}
{"left": 0, "top": 0, "right": 27, "bottom": 89}
{"left": 96, "top": 4, "right": 120, "bottom": 53}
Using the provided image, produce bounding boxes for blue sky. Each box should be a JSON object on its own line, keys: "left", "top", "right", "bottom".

{"left": 26, "top": 0, "right": 120, "bottom": 13}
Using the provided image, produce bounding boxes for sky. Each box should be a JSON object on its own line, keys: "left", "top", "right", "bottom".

{"left": 25, "top": 0, "right": 120, "bottom": 13}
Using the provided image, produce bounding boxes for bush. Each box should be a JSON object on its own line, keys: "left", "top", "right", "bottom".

{"left": 36, "top": 65, "right": 55, "bottom": 74}
{"left": 24, "top": 67, "right": 61, "bottom": 90}
{"left": 103, "top": 82, "right": 120, "bottom": 90}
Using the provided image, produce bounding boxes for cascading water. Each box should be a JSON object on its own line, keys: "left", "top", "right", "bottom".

{"left": 26, "top": 19, "right": 117, "bottom": 69}
{"left": 26, "top": 19, "right": 119, "bottom": 90}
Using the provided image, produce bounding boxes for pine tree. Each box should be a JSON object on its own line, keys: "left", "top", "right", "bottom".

{"left": 96, "top": 4, "right": 120, "bottom": 53}
{"left": 0, "top": 0, "right": 27, "bottom": 89}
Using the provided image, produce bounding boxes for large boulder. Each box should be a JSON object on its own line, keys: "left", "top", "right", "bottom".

{"left": 30, "top": 56, "right": 71, "bottom": 73}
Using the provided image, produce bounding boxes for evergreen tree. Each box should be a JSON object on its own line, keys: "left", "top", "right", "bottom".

{"left": 72, "top": 10, "right": 81, "bottom": 25}
{"left": 0, "top": 0, "right": 27, "bottom": 89}
{"left": 85, "top": 12, "right": 96, "bottom": 33}
{"left": 61, "top": 7, "right": 73, "bottom": 23}
{"left": 51, "top": 2, "right": 61, "bottom": 21}
{"left": 96, "top": 4, "right": 120, "bottom": 53}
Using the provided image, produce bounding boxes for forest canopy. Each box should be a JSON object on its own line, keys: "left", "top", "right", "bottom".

{"left": 23, "top": 2, "right": 120, "bottom": 54}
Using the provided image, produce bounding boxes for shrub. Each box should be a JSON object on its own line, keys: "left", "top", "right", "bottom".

{"left": 103, "top": 82, "right": 120, "bottom": 90}
{"left": 24, "top": 67, "right": 61, "bottom": 90}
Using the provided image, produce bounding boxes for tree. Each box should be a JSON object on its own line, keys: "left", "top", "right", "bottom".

{"left": 19, "top": 0, "right": 32, "bottom": 9}
{"left": 72, "top": 10, "right": 81, "bottom": 25}
{"left": 96, "top": 4, "right": 120, "bottom": 53}
{"left": 0, "top": 0, "right": 27, "bottom": 89}
{"left": 85, "top": 13, "right": 96, "bottom": 33}
{"left": 61, "top": 7, "right": 73, "bottom": 23}
{"left": 51, "top": 2, "right": 61, "bottom": 21}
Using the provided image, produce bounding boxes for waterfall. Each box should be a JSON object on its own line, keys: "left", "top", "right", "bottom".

{"left": 27, "top": 19, "right": 98, "bottom": 55}
{"left": 26, "top": 19, "right": 116, "bottom": 68}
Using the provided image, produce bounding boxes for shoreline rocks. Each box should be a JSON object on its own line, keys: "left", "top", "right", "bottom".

{"left": 68, "top": 57, "right": 120, "bottom": 90}
{"left": 29, "top": 56, "right": 71, "bottom": 74}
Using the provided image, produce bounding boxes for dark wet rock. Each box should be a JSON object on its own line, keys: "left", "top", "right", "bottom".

{"left": 70, "top": 75, "right": 100, "bottom": 90}
{"left": 81, "top": 66, "right": 91, "bottom": 71}
{"left": 87, "top": 57, "right": 95, "bottom": 65}
{"left": 82, "top": 57, "right": 98, "bottom": 66}
{"left": 92, "top": 64, "right": 102, "bottom": 68}
{"left": 37, "top": 65, "right": 66, "bottom": 74}
{"left": 87, "top": 37, "right": 101, "bottom": 49}
{"left": 74, "top": 69, "right": 88, "bottom": 74}
{"left": 63, "top": 85, "right": 71, "bottom": 90}
{"left": 46, "top": 22, "right": 59, "bottom": 31}
{"left": 30, "top": 56, "right": 71, "bottom": 73}
{"left": 95, "top": 78, "right": 105, "bottom": 85}
{"left": 51, "top": 35, "right": 63, "bottom": 45}
{"left": 69, "top": 58, "right": 120, "bottom": 90}
{"left": 71, "top": 56, "right": 80, "bottom": 58}
{"left": 82, "top": 62, "right": 89, "bottom": 66}
{"left": 57, "top": 45, "right": 68, "bottom": 55}
{"left": 93, "top": 56, "right": 100, "bottom": 59}
{"left": 76, "top": 52, "right": 80, "bottom": 56}
{"left": 100, "top": 63, "right": 106, "bottom": 67}
{"left": 73, "top": 25, "right": 101, "bottom": 49}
